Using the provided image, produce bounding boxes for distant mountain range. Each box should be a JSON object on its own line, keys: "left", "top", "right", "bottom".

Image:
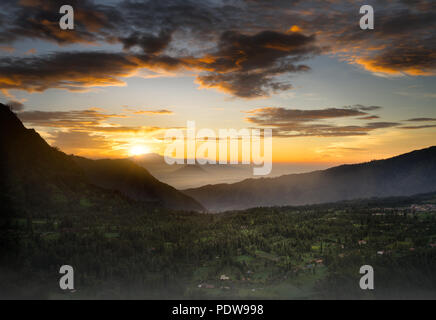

{"left": 184, "top": 146, "right": 436, "bottom": 212}
{"left": 132, "top": 153, "right": 327, "bottom": 189}
{"left": 0, "top": 103, "right": 204, "bottom": 215}
{"left": 131, "top": 154, "right": 255, "bottom": 189}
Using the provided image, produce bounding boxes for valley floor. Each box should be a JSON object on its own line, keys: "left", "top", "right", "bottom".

{"left": 1, "top": 193, "right": 436, "bottom": 299}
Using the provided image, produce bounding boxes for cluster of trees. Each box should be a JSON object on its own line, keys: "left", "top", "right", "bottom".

{"left": 1, "top": 195, "right": 436, "bottom": 299}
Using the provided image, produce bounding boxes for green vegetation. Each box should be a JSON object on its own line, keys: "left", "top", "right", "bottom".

{"left": 1, "top": 194, "right": 436, "bottom": 299}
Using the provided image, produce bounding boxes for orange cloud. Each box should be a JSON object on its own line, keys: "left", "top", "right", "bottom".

{"left": 288, "top": 25, "right": 302, "bottom": 33}
{"left": 122, "top": 106, "right": 174, "bottom": 115}
{"left": 353, "top": 57, "right": 436, "bottom": 76}
{"left": 15, "top": 107, "right": 171, "bottom": 158}
{"left": 133, "top": 109, "right": 174, "bottom": 115}
{"left": 0, "top": 52, "right": 144, "bottom": 92}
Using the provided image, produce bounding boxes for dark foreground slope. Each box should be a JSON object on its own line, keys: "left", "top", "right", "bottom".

{"left": 184, "top": 147, "right": 436, "bottom": 211}
{"left": 0, "top": 103, "right": 203, "bottom": 216}
{"left": 72, "top": 156, "right": 204, "bottom": 211}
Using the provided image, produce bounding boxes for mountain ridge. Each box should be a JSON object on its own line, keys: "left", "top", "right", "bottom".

{"left": 183, "top": 146, "right": 436, "bottom": 211}
{"left": 0, "top": 103, "right": 204, "bottom": 214}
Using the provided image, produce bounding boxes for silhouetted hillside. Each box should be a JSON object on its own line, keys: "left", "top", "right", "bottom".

{"left": 73, "top": 157, "right": 204, "bottom": 211}
{"left": 0, "top": 103, "right": 203, "bottom": 217}
{"left": 184, "top": 147, "right": 436, "bottom": 211}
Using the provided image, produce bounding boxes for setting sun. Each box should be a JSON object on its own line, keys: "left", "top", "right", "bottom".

{"left": 129, "top": 145, "right": 151, "bottom": 156}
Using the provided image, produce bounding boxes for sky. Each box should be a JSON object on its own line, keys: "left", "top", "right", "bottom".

{"left": 0, "top": 0, "right": 435, "bottom": 167}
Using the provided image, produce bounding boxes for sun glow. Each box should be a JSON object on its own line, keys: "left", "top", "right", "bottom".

{"left": 129, "top": 145, "right": 151, "bottom": 156}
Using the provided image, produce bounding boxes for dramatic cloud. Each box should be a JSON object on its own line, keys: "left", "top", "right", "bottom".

{"left": 245, "top": 105, "right": 378, "bottom": 123}
{"left": 246, "top": 107, "right": 362, "bottom": 123}
{"left": 0, "top": 30, "right": 319, "bottom": 97}
{"left": 0, "top": 0, "right": 122, "bottom": 44}
{"left": 250, "top": 1, "right": 436, "bottom": 76}
{"left": 245, "top": 106, "right": 399, "bottom": 137}
{"left": 120, "top": 30, "right": 173, "bottom": 54}
{"left": 17, "top": 108, "right": 126, "bottom": 128}
{"left": 0, "top": 51, "right": 187, "bottom": 93}
{"left": 354, "top": 46, "right": 436, "bottom": 76}
{"left": 193, "top": 30, "right": 320, "bottom": 97}
{"left": 326, "top": 4, "right": 436, "bottom": 76}
{"left": 0, "top": 52, "right": 142, "bottom": 92}
{"left": 17, "top": 108, "right": 173, "bottom": 134}
{"left": 0, "top": 0, "right": 434, "bottom": 96}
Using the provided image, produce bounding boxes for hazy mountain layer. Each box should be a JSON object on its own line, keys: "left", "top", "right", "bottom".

{"left": 184, "top": 146, "right": 436, "bottom": 211}
{"left": 132, "top": 154, "right": 329, "bottom": 189}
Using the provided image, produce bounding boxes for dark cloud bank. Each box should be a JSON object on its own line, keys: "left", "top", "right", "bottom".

{"left": 0, "top": 0, "right": 434, "bottom": 98}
